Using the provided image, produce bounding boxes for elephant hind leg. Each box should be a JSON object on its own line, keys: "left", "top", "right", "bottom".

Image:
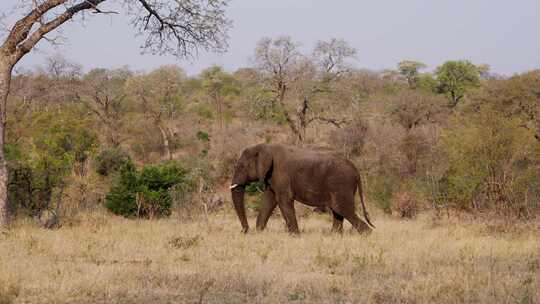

{"left": 330, "top": 193, "right": 371, "bottom": 235}
{"left": 345, "top": 213, "right": 371, "bottom": 234}
{"left": 331, "top": 211, "right": 344, "bottom": 233}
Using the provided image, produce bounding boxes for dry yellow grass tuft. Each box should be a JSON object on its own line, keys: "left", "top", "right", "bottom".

{"left": 0, "top": 211, "right": 539, "bottom": 303}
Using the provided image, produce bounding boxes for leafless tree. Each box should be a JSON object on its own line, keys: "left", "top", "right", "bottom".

{"left": 252, "top": 36, "right": 303, "bottom": 140}
{"left": 0, "top": 0, "right": 232, "bottom": 228}
{"left": 254, "top": 36, "right": 300, "bottom": 105}
{"left": 295, "top": 38, "right": 356, "bottom": 141}
{"left": 43, "top": 53, "right": 82, "bottom": 80}
{"left": 253, "top": 37, "right": 356, "bottom": 143}
{"left": 313, "top": 38, "right": 356, "bottom": 82}
{"left": 82, "top": 67, "right": 132, "bottom": 147}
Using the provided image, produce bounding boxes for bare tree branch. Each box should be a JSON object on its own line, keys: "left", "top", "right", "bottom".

{"left": 3, "top": 0, "right": 231, "bottom": 65}
{"left": 129, "top": 0, "right": 232, "bottom": 59}
{"left": 13, "top": 0, "right": 106, "bottom": 63}
{"left": 1, "top": 0, "right": 68, "bottom": 55}
{"left": 308, "top": 116, "right": 349, "bottom": 128}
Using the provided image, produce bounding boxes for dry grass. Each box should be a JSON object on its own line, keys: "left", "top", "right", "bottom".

{"left": 1, "top": 210, "right": 539, "bottom": 304}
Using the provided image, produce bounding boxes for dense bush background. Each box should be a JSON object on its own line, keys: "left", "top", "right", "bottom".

{"left": 5, "top": 45, "right": 540, "bottom": 222}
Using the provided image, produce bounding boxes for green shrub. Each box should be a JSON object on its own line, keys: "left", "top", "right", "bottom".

{"left": 94, "top": 148, "right": 131, "bottom": 176}
{"left": 245, "top": 181, "right": 265, "bottom": 195}
{"left": 244, "top": 181, "right": 265, "bottom": 212}
{"left": 105, "top": 161, "right": 188, "bottom": 218}
{"left": 196, "top": 131, "right": 210, "bottom": 142}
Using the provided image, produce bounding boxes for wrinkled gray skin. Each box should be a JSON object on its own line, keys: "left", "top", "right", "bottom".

{"left": 230, "top": 144, "right": 374, "bottom": 234}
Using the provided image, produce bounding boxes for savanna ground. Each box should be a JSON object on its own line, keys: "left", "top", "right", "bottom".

{"left": 1, "top": 208, "right": 539, "bottom": 304}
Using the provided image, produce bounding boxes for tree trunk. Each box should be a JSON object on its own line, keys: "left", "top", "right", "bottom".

{"left": 157, "top": 124, "right": 172, "bottom": 161}
{"left": 274, "top": 90, "right": 302, "bottom": 144}
{"left": 0, "top": 57, "right": 12, "bottom": 228}
{"left": 296, "top": 96, "right": 310, "bottom": 144}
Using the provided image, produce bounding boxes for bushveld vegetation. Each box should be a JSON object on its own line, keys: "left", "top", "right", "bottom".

{"left": 1, "top": 36, "right": 540, "bottom": 302}
{"left": 6, "top": 38, "right": 540, "bottom": 222}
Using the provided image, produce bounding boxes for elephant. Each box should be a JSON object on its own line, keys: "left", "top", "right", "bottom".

{"left": 230, "top": 143, "right": 374, "bottom": 234}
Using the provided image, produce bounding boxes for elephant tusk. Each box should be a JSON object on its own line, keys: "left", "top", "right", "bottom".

{"left": 230, "top": 184, "right": 239, "bottom": 190}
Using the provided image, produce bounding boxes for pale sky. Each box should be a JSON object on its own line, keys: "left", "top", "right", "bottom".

{"left": 1, "top": 1, "right": 539, "bottom": 76}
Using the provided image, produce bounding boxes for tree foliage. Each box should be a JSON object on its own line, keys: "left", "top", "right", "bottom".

{"left": 397, "top": 60, "right": 427, "bottom": 89}
{"left": 435, "top": 60, "right": 481, "bottom": 107}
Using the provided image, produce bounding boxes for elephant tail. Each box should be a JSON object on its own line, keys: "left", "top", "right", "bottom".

{"left": 358, "top": 177, "right": 375, "bottom": 229}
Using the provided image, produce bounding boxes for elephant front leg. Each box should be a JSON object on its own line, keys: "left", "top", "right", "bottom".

{"left": 277, "top": 198, "right": 299, "bottom": 234}
{"left": 256, "top": 189, "right": 278, "bottom": 231}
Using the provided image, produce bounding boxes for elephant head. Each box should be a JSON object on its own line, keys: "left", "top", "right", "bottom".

{"left": 230, "top": 144, "right": 273, "bottom": 233}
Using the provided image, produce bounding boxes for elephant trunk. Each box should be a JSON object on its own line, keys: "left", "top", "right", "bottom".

{"left": 231, "top": 186, "right": 249, "bottom": 233}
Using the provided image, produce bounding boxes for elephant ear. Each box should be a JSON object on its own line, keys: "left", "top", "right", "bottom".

{"left": 256, "top": 145, "right": 273, "bottom": 184}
